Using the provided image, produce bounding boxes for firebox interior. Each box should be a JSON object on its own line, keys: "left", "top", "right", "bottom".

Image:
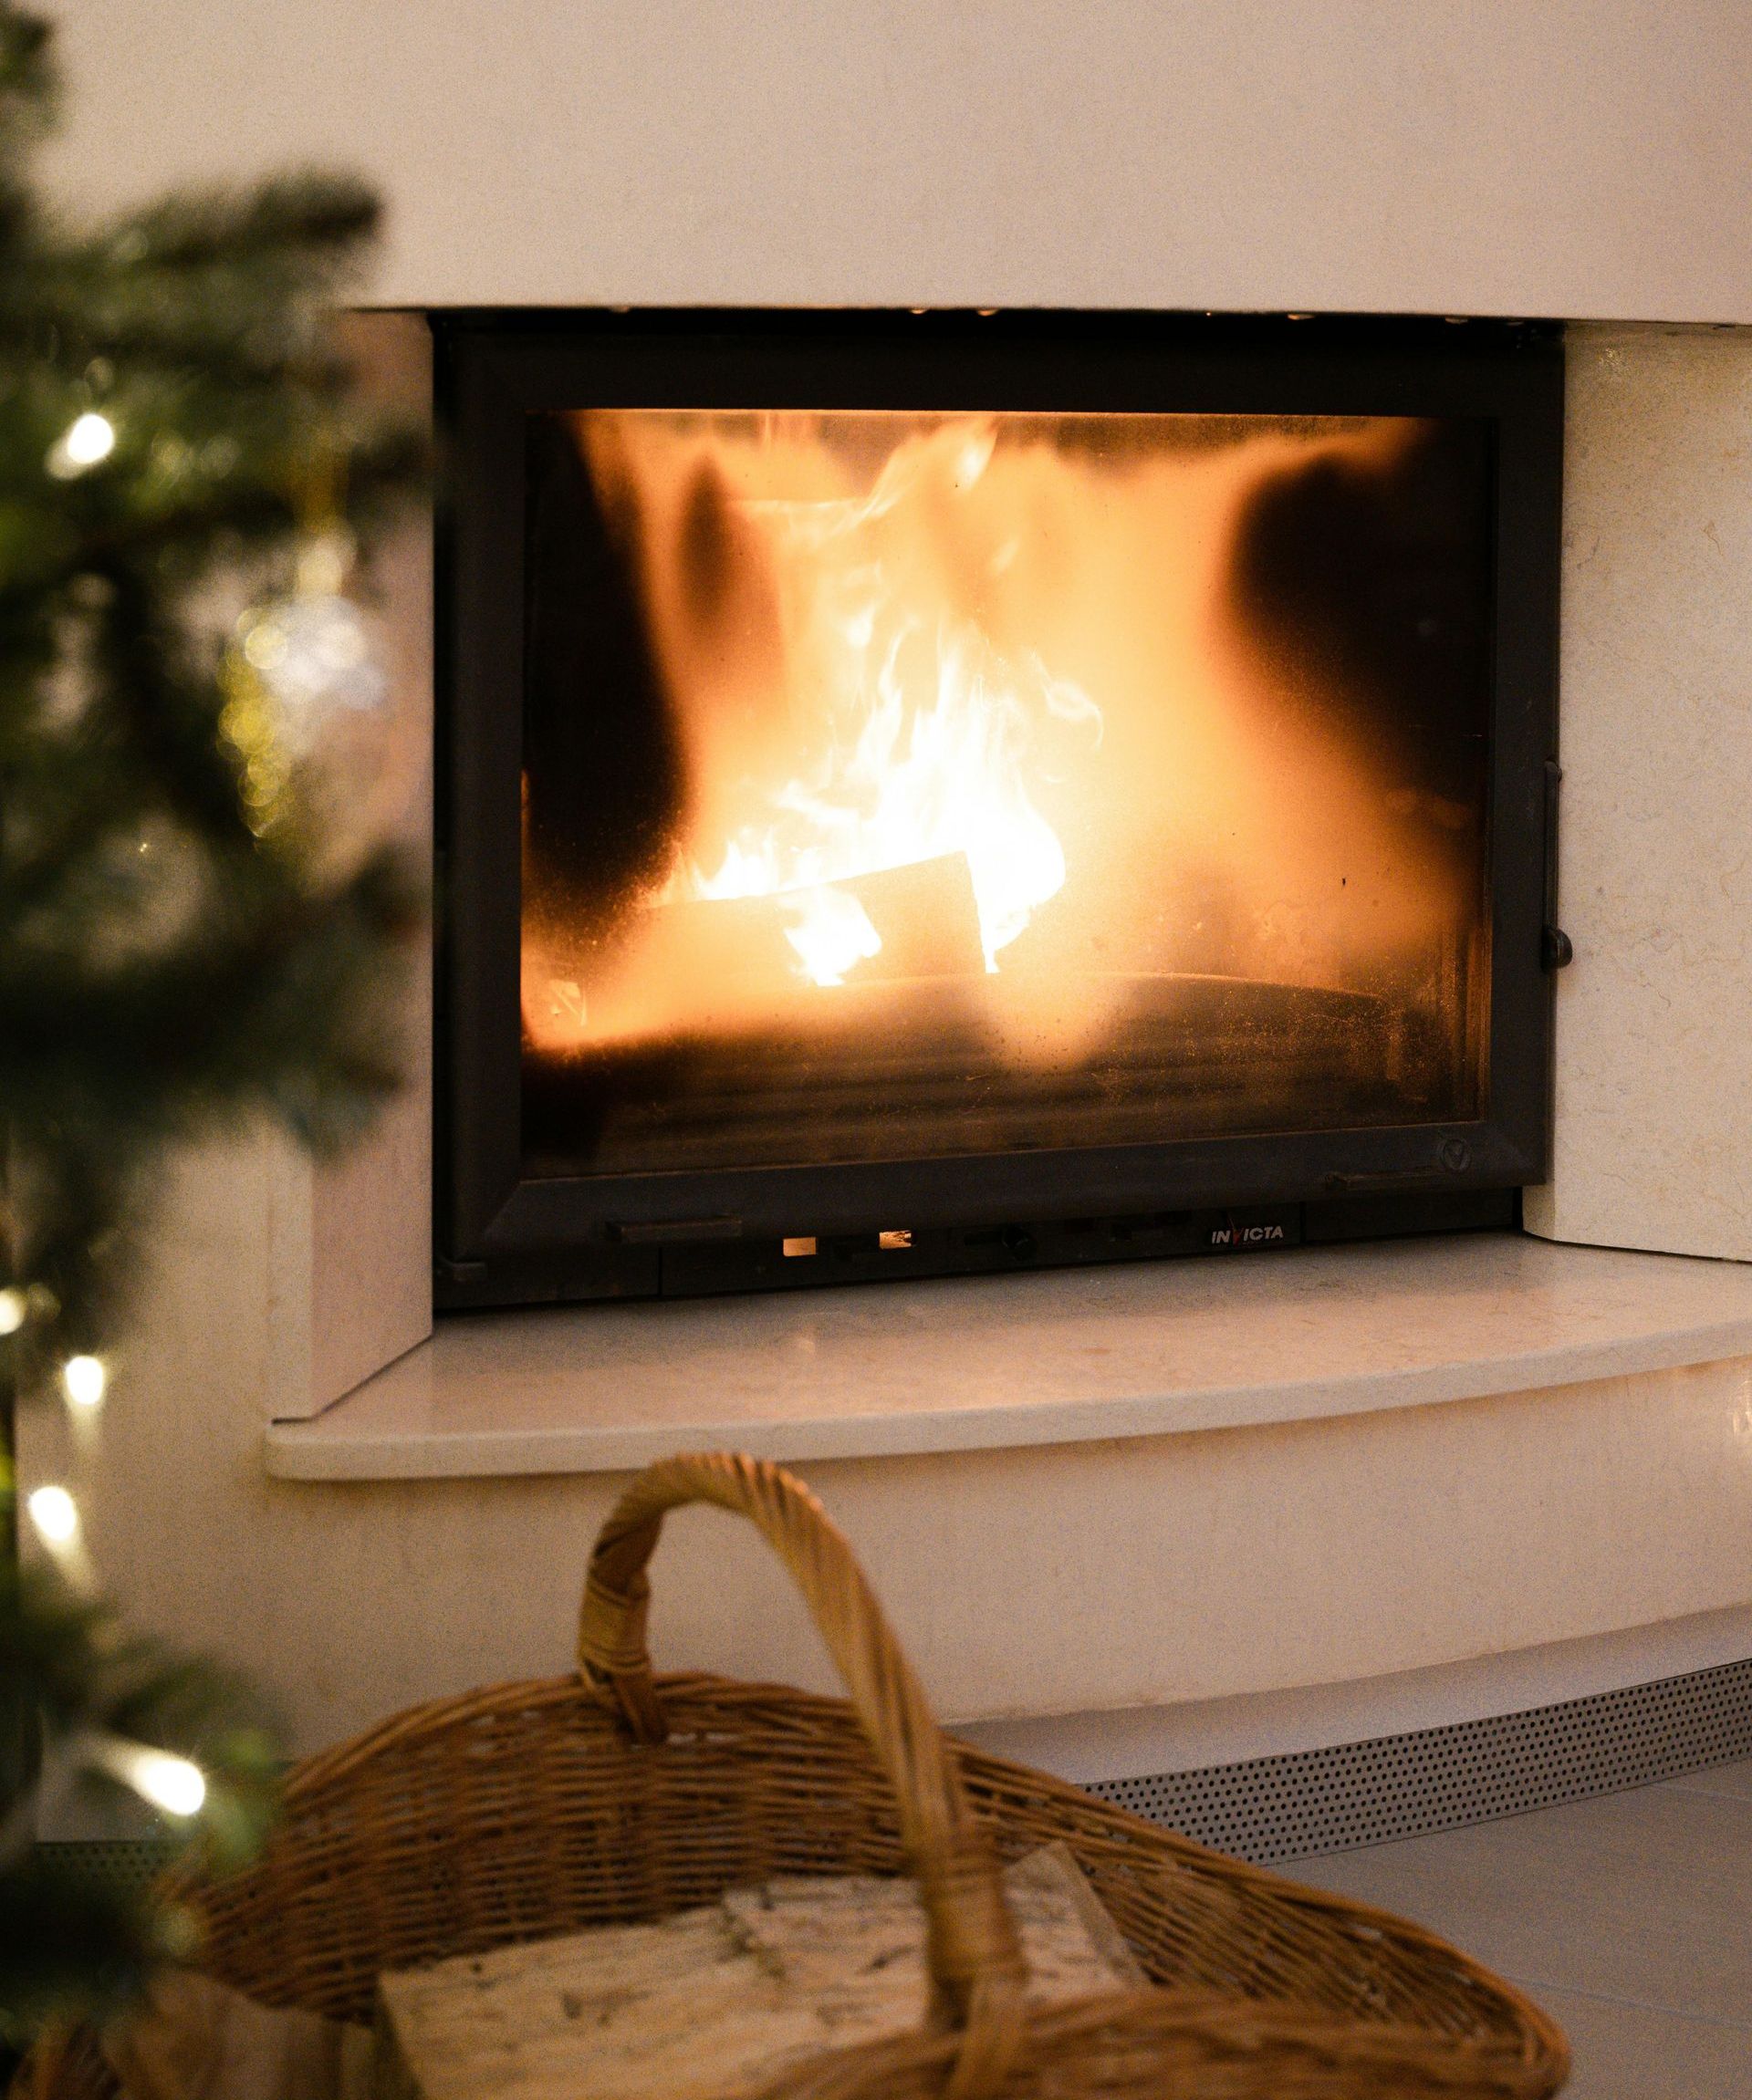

{"left": 520, "top": 407, "right": 1493, "bottom": 1179}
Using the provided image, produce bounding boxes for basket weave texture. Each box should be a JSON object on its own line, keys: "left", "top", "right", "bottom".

{"left": 36, "top": 1452, "right": 1569, "bottom": 2099}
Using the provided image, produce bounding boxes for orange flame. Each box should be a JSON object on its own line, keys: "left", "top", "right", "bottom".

{"left": 683, "top": 615, "right": 1099, "bottom": 979}
{"left": 524, "top": 408, "right": 1473, "bottom": 1062}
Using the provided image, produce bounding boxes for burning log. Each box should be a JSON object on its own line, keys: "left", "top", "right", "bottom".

{"left": 565, "top": 852, "right": 989, "bottom": 1042}
{"left": 829, "top": 855, "right": 986, "bottom": 982}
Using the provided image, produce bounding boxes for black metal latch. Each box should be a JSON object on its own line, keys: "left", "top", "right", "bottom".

{"left": 1542, "top": 758, "right": 1573, "bottom": 970}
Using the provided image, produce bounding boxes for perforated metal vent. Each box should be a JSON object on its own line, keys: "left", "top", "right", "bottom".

{"left": 1089, "top": 1654, "right": 1752, "bottom": 1862}
{"left": 32, "top": 1836, "right": 176, "bottom": 1891}
{"left": 34, "top": 1656, "right": 1752, "bottom": 1888}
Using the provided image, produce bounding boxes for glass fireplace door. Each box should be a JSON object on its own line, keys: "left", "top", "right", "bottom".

{"left": 519, "top": 406, "right": 1494, "bottom": 1180}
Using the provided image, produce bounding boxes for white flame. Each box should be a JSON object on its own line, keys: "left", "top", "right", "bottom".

{"left": 780, "top": 885, "right": 881, "bottom": 987}
{"left": 688, "top": 619, "right": 1097, "bottom": 978}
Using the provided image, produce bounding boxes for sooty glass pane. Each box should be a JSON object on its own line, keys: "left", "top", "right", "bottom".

{"left": 519, "top": 410, "right": 1493, "bottom": 1178}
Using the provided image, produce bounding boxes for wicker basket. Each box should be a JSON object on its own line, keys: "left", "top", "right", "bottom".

{"left": 36, "top": 1451, "right": 1568, "bottom": 2100}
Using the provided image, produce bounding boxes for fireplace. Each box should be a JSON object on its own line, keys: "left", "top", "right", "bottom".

{"left": 435, "top": 311, "right": 1563, "bottom": 1307}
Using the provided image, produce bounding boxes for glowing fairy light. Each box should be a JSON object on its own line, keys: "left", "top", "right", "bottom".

{"left": 47, "top": 411, "right": 117, "bottom": 478}
{"left": 26, "top": 1481, "right": 96, "bottom": 1588}
{"left": 135, "top": 1751, "right": 206, "bottom": 1818}
{"left": 26, "top": 1483, "right": 79, "bottom": 1546}
{"left": 61, "top": 1354, "right": 107, "bottom": 1409}
{"left": 65, "top": 411, "right": 116, "bottom": 463}
{"left": 0, "top": 1288, "right": 24, "bottom": 1336}
{"left": 91, "top": 1739, "right": 208, "bottom": 1819}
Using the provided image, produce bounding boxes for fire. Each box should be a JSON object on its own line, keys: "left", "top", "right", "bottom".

{"left": 619, "top": 419, "right": 1104, "bottom": 987}
{"left": 683, "top": 608, "right": 1098, "bottom": 981}
{"left": 778, "top": 884, "right": 880, "bottom": 986}
{"left": 524, "top": 406, "right": 1472, "bottom": 1060}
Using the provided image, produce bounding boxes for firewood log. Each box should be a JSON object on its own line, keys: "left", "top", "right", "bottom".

{"left": 373, "top": 1844, "right": 1141, "bottom": 2100}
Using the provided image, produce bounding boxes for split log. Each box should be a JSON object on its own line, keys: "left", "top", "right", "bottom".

{"left": 373, "top": 1844, "right": 1141, "bottom": 2100}
{"left": 552, "top": 850, "right": 988, "bottom": 1041}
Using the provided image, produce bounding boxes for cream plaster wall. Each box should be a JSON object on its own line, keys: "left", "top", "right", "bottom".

{"left": 21, "top": 1134, "right": 1752, "bottom": 1758}
{"left": 26, "top": 15, "right": 1752, "bottom": 1756}
{"left": 49, "top": 3, "right": 1752, "bottom": 323}
{"left": 1525, "top": 325, "right": 1752, "bottom": 1262}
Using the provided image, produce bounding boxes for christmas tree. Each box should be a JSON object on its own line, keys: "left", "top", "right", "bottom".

{"left": 0, "top": 1, "right": 423, "bottom": 2052}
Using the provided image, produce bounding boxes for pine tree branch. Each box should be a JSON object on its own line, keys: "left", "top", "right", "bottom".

{"left": 1, "top": 0, "right": 427, "bottom": 2046}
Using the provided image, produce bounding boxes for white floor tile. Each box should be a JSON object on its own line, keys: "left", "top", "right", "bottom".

{"left": 1529, "top": 1986, "right": 1752, "bottom": 2100}
{"left": 1658, "top": 1756, "right": 1752, "bottom": 1804}
{"left": 1285, "top": 1783, "right": 1752, "bottom": 2025}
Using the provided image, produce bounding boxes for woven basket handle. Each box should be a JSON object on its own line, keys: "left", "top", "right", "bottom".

{"left": 577, "top": 1450, "right": 1027, "bottom": 2100}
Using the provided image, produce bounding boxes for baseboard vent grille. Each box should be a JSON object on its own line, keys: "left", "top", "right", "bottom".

{"left": 35, "top": 1656, "right": 1752, "bottom": 1888}
{"left": 1088, "top": 1653, "right": 1752, "bottom": 1862}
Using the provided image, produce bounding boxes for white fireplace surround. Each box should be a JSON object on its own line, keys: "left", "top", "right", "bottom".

{"left": 23, "top": 5, "right": 1752, "bottom": 1771}
{"left": 48, "top": 5, "right": 1752, "bottom": 325}
{"left": 271, "top": 317, "right": 1752, "bottom": 1439}
{"left": 266, "top": 1239, "right": 1752, "bottom": 1481}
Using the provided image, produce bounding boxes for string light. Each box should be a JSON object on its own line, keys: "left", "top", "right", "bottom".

{"left": 26, "top": 1483, "right": 79, "bottom": 1546}
{"left": 26, "top": 1482, "right": 95, "bottom": 1588}
{"left": 47, "top": 410, "right": 116, "bottom": 478}
{"left": 0, "top": 1288, "right": 24, "bottom": 1336}
{"left": 61, "top": 1354, "right": 107, "bottom": 1409}
{"left": 90, "top": 1738, "right": 208, "bottom": 1819}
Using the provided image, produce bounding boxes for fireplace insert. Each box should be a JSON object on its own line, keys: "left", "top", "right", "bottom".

{"left": 434, "top": 310, "right": 1563, "bottom": 1307}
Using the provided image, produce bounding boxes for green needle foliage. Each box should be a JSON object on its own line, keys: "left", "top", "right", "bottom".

{"left": 0, "top": 1564, "right": 283, "bottom": 2044}
{"left": 0, "top": 1, "right": 424, "bottom": 2051}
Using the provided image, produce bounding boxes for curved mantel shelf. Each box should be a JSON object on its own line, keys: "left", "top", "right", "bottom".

{"left": 266, "top": 1234, "right": 1752, "bottom": 1481}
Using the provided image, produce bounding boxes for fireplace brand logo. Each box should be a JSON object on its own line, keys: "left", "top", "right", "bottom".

{"left": 1208, "top": 1222, "right": 1286, "bottom": 1248}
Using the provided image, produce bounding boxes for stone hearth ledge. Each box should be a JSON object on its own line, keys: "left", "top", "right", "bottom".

{"left": 265, "top": 1233, "right": 1752, "bottom": 1481}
